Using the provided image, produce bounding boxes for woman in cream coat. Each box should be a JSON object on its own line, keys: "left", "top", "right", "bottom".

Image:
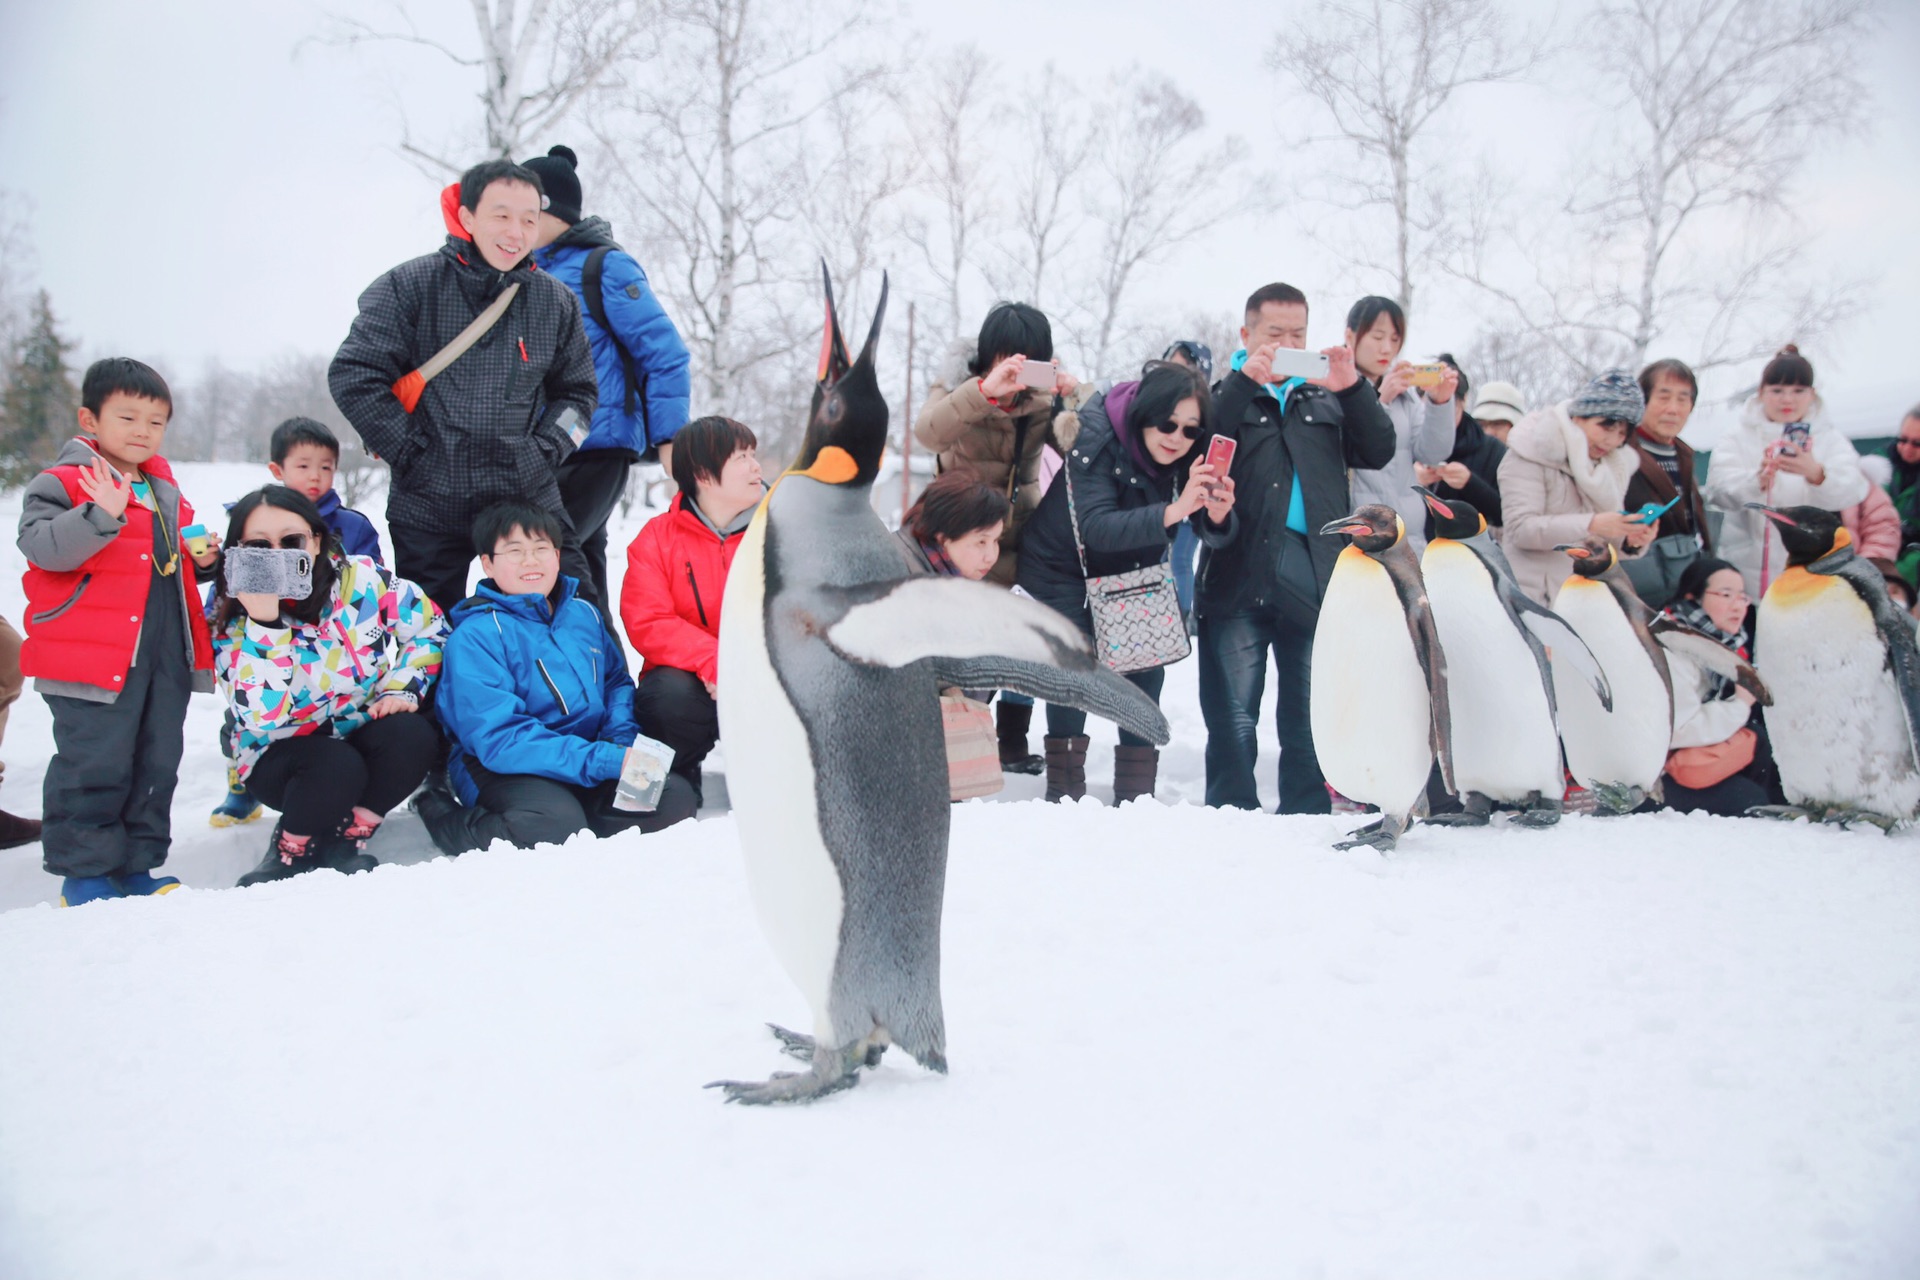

{"left": 1496, "top": 368, "right": 1657, "bottom": 604}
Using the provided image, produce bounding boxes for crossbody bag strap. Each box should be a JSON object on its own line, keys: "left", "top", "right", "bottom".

{"left": 1063, "top": 454, "right": 1091, "bottom": 583}
{"left": 391, "top": 281, "right": 521, "bottom": 413}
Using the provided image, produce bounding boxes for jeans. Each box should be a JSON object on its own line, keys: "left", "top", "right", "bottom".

{"left": 1044, "top": 666, "right": 1165, "bottom": 747}
{"left": 1170, "top": 521, "right": 1199, "bottom": 615}
{"left": 1198, "top": 603, "right": 1327, "bottom": 814}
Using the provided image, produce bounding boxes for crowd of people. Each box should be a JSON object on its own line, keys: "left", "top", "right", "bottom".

{"left": 6, "top": 152, "right": 1917, "bottom": 906}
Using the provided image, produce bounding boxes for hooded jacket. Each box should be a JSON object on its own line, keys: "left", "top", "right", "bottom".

{"left": 1498, "top": 402, "right": 1642, "bottom": 605}
{"left": 535, "top": 217, "right": 692, "bottom": 457}
{"left": 213, "top": 554, "right": 444, "bottom": 780}
{"left": 1703, "top": 393, "right": 1868, "bottom": 596}
{"left": 1016, "top": 384, "right": 1234, "bottom": 632}
{"left": 620, "top": 492, "right": 750, "bottom": 685}
{"left": 328, "top": 184, "right": 599, "bottom": 534}
{"left": 438, "top": 575, "right": 635, "bottom": 806}
{"left": 314, "top": 488, "right": 385, "bottom": 563}
{"left": 17, "top": 437, "right": 215, "bottom": 700}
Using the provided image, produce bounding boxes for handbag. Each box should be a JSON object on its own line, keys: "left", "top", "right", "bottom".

{"left": 1665, "top": 727, "right": 1757, "bottom": 790}
{"left": 1063, "top": 459, "right": 1191, "bottom": 675}
{"left": 941, "top": 693, "right": 1004, "bottom": 801}
{"left": 1623, "top": 531, "right": 1701, "bottom": 610}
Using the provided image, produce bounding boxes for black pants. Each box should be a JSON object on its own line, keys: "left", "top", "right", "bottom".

{"left": 557, "top": 450, "right": 634, "bottom": 613}
{"left": 41, "top": 648, "right": 194, "bottom": 879}
{"left": 1198, "top": 536, "right": 1327, "bottom": 813}
{"left": 1663, "top": 710, "right": 1785, "bottom": 818}
{"left": 631, "top": 666, "right": 719, "bottom": 789}
{"left": 393, "top": 517, "right": 598, "bottom": 617}
{"left": 247, "top": 714, "right": 442, "bottom": 838}
{"left": 1045, "top": 666, "right": 1166, "bottom": 747}
{"left": 446, "top": 756, "right": 697, "bottom": 852}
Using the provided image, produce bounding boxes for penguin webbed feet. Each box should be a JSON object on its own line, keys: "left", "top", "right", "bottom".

{"left": 1423, "top": 792, "right": 1492, "bottom": 827}
{"left": 1590, "top": 783, "right": 1650, "bottom": 816}
{"left": 1333, "top": 815, "right": 1405, "bottom": 852}
{"left": 705, "top": 1065, "right": 862, "bottom": 1106}
{"left": 1747, "top": 803, "right": 1898, "bottom": 833}
{"left": 1509, "top": 794, "right": 1563, "bottom": 828}
{"left": 767, "top": 1022, "right": 885, "bottom": 1068}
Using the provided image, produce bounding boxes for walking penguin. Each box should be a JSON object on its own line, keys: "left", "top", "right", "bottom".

{"left": 1747, "top": 503, "right": 1920, "bottom": 829}
{"left": 1310, "top": 505, "right": 1452, "bottom": 850}
{"left": 709, "top": 266, "right": 1170, "bottom": 1104}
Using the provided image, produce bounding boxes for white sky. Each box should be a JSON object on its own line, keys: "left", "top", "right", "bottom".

{"left": 1, "top": 0, "right": 1915, "bottom": 441}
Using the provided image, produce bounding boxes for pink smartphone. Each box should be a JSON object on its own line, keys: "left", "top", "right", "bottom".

{"left": 1018, "top": 359, "right": 1056, "bottom": 390}
{"left": 1203, "top": 435, "right": 1237, "bottom": 475}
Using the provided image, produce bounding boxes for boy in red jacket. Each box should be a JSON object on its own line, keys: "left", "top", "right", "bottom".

{"left": 17, "top": 359, "right": 219, "bottom": 906}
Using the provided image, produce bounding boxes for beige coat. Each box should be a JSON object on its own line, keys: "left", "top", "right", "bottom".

{"left": 913, "top": 343, "right": 1082, "bottom": 585}
{"left": 1498, "top": 402, "right": 1640, "bottom": 605}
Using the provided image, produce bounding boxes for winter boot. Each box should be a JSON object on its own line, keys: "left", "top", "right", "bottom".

{"left": 996, "top": 701, "right": 1045, "bottom": 776}
{"left": 1043, "top": 735, "right": 1090, "bottom": 803}
{"left": 210, "top": 765, "right": 263, "bottom": 827}
{"left": 59, "top": 875, "right": 124, "bottom": 907}
{"left": 112, "top": 870, "right": 181, "bottom": 896}
{"left": 236, "top": 824, "right": 325, "bottom": 888}
{"left": 0, "top": 808, "right": 42, "bottom": 849}
{"left": 1112, "top": 745, "right": 1160, "bottom": 805}
{"left": 412, "top": 788, "right": 480, "bottom": 857}
{"left": 313, "top": 808, "right": 383, "bottom": 874}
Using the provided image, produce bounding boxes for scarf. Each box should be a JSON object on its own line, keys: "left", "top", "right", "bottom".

{"left": 1666, "top": 596, "right": 1750, "bottom": 698}
{"left": 921, "top": 539, "right": 961, "bottom": 578}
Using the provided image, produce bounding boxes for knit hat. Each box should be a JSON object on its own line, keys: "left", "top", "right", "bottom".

{"left": 522, "top": 145, "right": 583, "bottom": 224}
{"left": 1568, "top": 367, "right": 1645, "bottom": 426}
{"left": 1471, "top": 380, "right": 1528, "bottom": 425}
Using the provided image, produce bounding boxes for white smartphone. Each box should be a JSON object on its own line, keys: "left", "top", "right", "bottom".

{"left": 1017, "top": 359, "right": 1057, "bottom": 390}
{"left": 1267, "top": 348, "right": 1329, "bottom": 381}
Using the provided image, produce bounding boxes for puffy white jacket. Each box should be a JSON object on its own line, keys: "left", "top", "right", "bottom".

{"left": 1703, "top": 394, "right": 1867, "bottom": 596}
{"left": 1665, "top": 648, "right": 1753, "bottom": 750}
{"left": 1349, "top": 384, "right": 1455, "bottom": 553}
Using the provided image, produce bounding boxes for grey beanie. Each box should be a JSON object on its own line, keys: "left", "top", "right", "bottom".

{"left": 1568, "top": 367, "right": 1645, "bottom": 425}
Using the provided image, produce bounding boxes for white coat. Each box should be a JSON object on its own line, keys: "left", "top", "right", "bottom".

{"left": 1703, "top": 394, "right": 1868, "bottom": 597}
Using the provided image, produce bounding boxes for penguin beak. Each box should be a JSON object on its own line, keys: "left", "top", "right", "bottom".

{"left": 1413, "top": 485, "right": 1453, "bottom": 519}
{"left": 1746, "top": 502, "right": 1799, "bottom": 529}
{"left": 815, "top": 259, "right": 853, "bottom": 388}
{"left": 1554, "top": 544, "right": 1590, "bottom": 558}
{"left": 1320, "top": 512, "right": 1373, "bottom": 538}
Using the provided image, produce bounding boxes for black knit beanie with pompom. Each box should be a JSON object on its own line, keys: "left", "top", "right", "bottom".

{"left": 522, "top": 145, "right": 582, "bottom": 224}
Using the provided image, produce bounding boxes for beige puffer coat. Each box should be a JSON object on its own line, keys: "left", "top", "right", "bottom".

{"left": 1498, "top": 401, "right": 1640, "bottom": 605}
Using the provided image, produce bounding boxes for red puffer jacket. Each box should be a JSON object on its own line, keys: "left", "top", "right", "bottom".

{"left": 620, "top": 494, "right": 746, "bottom": 685}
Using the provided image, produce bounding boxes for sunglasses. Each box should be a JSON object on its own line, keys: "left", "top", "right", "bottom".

{"left": 241, "top": 535, "right": 312, "bottom": 550}
{"left": 1151, "top": 420, "right": 1203, "bottom": 440}
{"left": 1897, "top": 438, "right": 1920, "bottom": 449}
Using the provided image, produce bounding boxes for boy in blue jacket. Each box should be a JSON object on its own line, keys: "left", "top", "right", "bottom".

{"left": 415, "top": 501, "right": 697, "bottom": 854}
{"left": 209, "top": 415, "right": 385, "bottom": 825}
{"left": 525, "top": 145, "right": 692, "bottom": 608}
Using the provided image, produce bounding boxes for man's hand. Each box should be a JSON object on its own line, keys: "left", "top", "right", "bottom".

{"left": 1240, "top": 343, "right": 1278, "bottom": 387}
{"left": 1316, "top": 346, "right": 1360, "bottom": 393}
{"left": 77, "top": 455, "right": 131, "bottom": 519}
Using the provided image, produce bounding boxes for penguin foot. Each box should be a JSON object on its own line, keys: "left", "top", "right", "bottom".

{"left": 705, "top": 1065, "right": 861, "bottom": 1106}
{"left": 1745, "top": 804, "right": 1814, "bottom": 823}
{"left": 1333, "top": 817, "right": 1402, "bottom": 852}
{"left": 1590, "top": 783, "right": 1648, "bottom": 816}
{"left": 766, "top": 1023, "right": 885, "bottom": 1067}
{"left": 1509, "top": 803, "right": 1562, "bottom": 829}
{"left": 1422, "top": 811, "right": 1490, "bottom": 828}
{"left": 1818, "top": 807, "right": 1898, "bottom": 833}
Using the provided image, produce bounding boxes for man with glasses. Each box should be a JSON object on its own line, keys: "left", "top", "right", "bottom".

{"left": 1623, "top": 359, "right": 1714, "bottom": 608}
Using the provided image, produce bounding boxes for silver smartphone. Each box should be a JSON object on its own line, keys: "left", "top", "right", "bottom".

{"left": 1267, "top": 348, "right": 1329, "bottom": 381}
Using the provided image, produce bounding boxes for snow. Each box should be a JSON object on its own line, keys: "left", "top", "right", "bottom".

{"left": 3, "top": 464, "right": 1920, "bottom": 1278}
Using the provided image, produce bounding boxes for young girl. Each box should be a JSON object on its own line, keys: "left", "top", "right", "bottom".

{"left": 1343, "top": 295, "right": 1457, "bottom": 553}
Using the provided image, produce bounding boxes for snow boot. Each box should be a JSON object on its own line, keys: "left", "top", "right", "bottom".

{"left": 1043, "top": 735, "right": 1089, "bottom": 803}
{"left": 314, "top": 809, "right": 382, "bottom": 875}
{"left": 0, "top": 808, "right": 41, "bottom": 849}
{"left": 412, "top": 788, "right": 479, "bottom": 857}
{"left": 1112, "top": 745, "right": 1160, "bottom": 805}
{"left": 210, "top": 764, "right": 263, "bottom": 827}
{"left": 60, "top": 875, "right": 124, "bottom": 907}
{"left": 996, "top": 701, "right": 1045, "bottom": 776}
{"left": 112, "top": 870, "right": 181, "bottom": 896}
{"left": 236, "top": 824, "right": 326, "bottom": 888}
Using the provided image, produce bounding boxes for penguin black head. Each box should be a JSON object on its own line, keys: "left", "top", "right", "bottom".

{"left": 1554, "top": 536, "right": 1618, "bottom": 577}
{"left": 791, "top": 263, "right": 890, "bottom": 488}
{"left": 1321, "top": 504, "right": 1404, "bottom": 553}
{"left": 1745, "top": 503, "right": 1849, "bottom": 566}
{"left": 1413, "top": 485, "right": 1486, "bottom": 541}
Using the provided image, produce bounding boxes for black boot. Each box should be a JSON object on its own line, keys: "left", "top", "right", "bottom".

{"left": 313, "top": 811, "right": 382, "bottom": 874}
{"left": 996, "top": 701, "right": 1045, "bottom": 775}
{"left": 1112, "top": 745, "right": 1159, "bottom": 805}
{"left": 1043, "top": 735, "right": 1089, "bottom": 803}
{"left": 412, "top": 788, "right": 480, "bottom": 857}
{"left": 236, "top": 824, "right": 327, "bottom": 888}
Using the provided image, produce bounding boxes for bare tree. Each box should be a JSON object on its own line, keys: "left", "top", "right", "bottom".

{"left": 983, "top": 74, "right": 1097, "bottom": 314}
{"left": 317, "top": 0, "right": 647, "bottom": 172}
{"left": 1074, "top": 70, "right": 1249, "bottom": 380}
{"left": 0, "top": 191, "right": 34, "bottom": 358}
{"left": 1453, "top": 0, "right": 1875, "bottom": 377}
{"left": 1268, "top": 0, "right": 1541, "bottom": 315}
{"left": 901, "top": 46, "right": 997, "bottom": 345}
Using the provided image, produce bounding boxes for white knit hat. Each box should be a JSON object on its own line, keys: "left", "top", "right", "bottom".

{"left": 1472, "top": 380, "right": 1528, "bottom": 425}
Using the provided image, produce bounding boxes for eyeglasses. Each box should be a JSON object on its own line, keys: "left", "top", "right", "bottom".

{"left": 1152, "top": 421, "right": 1203, "bottom": 440}
{"left": 1703, "top": 587, "right": 1751, "bottom": 603}
{"left": 241, "top": 535, "right": 311, "bottom": 550}
{"left": 490, "top": 544, "right": 557, "bottom": 564}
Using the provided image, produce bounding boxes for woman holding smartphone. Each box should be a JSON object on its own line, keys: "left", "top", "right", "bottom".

{"left": 1705, "top": 345, "right": 1867, "bottom": 597}
{"left": 212, "top": 485, "right": 446, "bottom": 887}
{"left": 1343, "top": 296, "right": 1457, "bottom": 553}
{"left": 1015, "top": 362, "right": 1236, "bottom": 804}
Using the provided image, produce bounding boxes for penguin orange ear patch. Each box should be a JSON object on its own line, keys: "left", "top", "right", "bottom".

{"left": 801, "top": 446, "right": 859, "bottom": 484}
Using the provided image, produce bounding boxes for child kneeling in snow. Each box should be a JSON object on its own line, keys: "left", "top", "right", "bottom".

{"left": 416, "top": 501, "right": 697, "bottom": 855}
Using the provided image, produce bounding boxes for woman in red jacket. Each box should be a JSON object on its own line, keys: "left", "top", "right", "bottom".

{"left": 622, "top": 416, "right": 763, "bottom": 802}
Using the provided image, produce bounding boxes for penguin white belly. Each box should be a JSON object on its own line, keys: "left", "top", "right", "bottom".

{"left": 717, "top": 510, "right": 845, "bottom": 1031}
{"left": 1310, "top": 547, "right": 1432, "bottom": 814}
{"left": 1760, "top": 574, "right": 1920, "bottom": 818}
{"left": 1552, "top": 579, "right": 1669, "bottom": 791}
{"left": 1422, "top": 542, "right": 1562, "bottom": 801}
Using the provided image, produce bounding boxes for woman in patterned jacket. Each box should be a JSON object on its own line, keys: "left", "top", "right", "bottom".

{"left": 212, "top": 486, "right": 446, "bottom": 887}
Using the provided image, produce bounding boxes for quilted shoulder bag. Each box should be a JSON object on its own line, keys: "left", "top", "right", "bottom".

{"left": 1064, "top": 460, "right": 1191, "bottom": 675}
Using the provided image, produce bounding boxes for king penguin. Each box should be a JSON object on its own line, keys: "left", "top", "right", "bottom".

{"left": 1310, "top": 505, "right": 1452, "bottom": 851}
{"left": 709, "top": 266, "right": 1170, "bottom": 1104}
{"left": 1746, "top": 503, "right": 1920, "bottom": 829}
{"left": 1414, "top": 488, "right": 1610, "bottom": 826}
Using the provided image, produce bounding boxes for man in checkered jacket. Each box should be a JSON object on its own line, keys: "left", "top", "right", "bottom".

{"left": 329, "top": 158, "right": 600, "bottom": 615}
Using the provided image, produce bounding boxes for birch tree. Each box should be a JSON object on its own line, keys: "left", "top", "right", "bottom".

{"left": 901, "top": 46, "right": 997, "bottom": 345}
{"left": 983, "top": 75, "right": 1097, "bottom": 314}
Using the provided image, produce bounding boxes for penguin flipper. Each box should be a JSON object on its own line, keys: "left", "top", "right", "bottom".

{"left": 930, "top": 654, "right": 1171, "bottom": 746}
{"left": 1516, "top": 601, "right": 1614, "bottom": 712}
{"left": 1649, "top": 619, "right": 1773, "bottom": 705}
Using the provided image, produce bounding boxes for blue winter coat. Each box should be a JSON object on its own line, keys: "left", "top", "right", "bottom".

{"left": 437, "top": 575, "right": 636, "bottom": 806}
{"left": 535, "top": 218, "right": 691, "bottom": 457}
{"left": 315, "top": 488, "right": 385, "bottom": 564}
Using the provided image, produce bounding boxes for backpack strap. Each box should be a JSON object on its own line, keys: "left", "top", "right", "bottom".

{"left": 581, "top": 247, "right": 650, "bottom": 445}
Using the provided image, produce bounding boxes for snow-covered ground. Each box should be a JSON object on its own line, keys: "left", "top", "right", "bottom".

{"left": 3, "top": 463, "right": 1919, "bottom": 1279}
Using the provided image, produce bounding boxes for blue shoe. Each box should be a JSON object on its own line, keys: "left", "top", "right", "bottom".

{"left": 112, "top": 871, "right": 181, "bottom": 896}
{"left": 210, "top": 771, "right": 263, "bottom": 827}
{"left": 59, "top": 875, "right": 125, "bottom": 907}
